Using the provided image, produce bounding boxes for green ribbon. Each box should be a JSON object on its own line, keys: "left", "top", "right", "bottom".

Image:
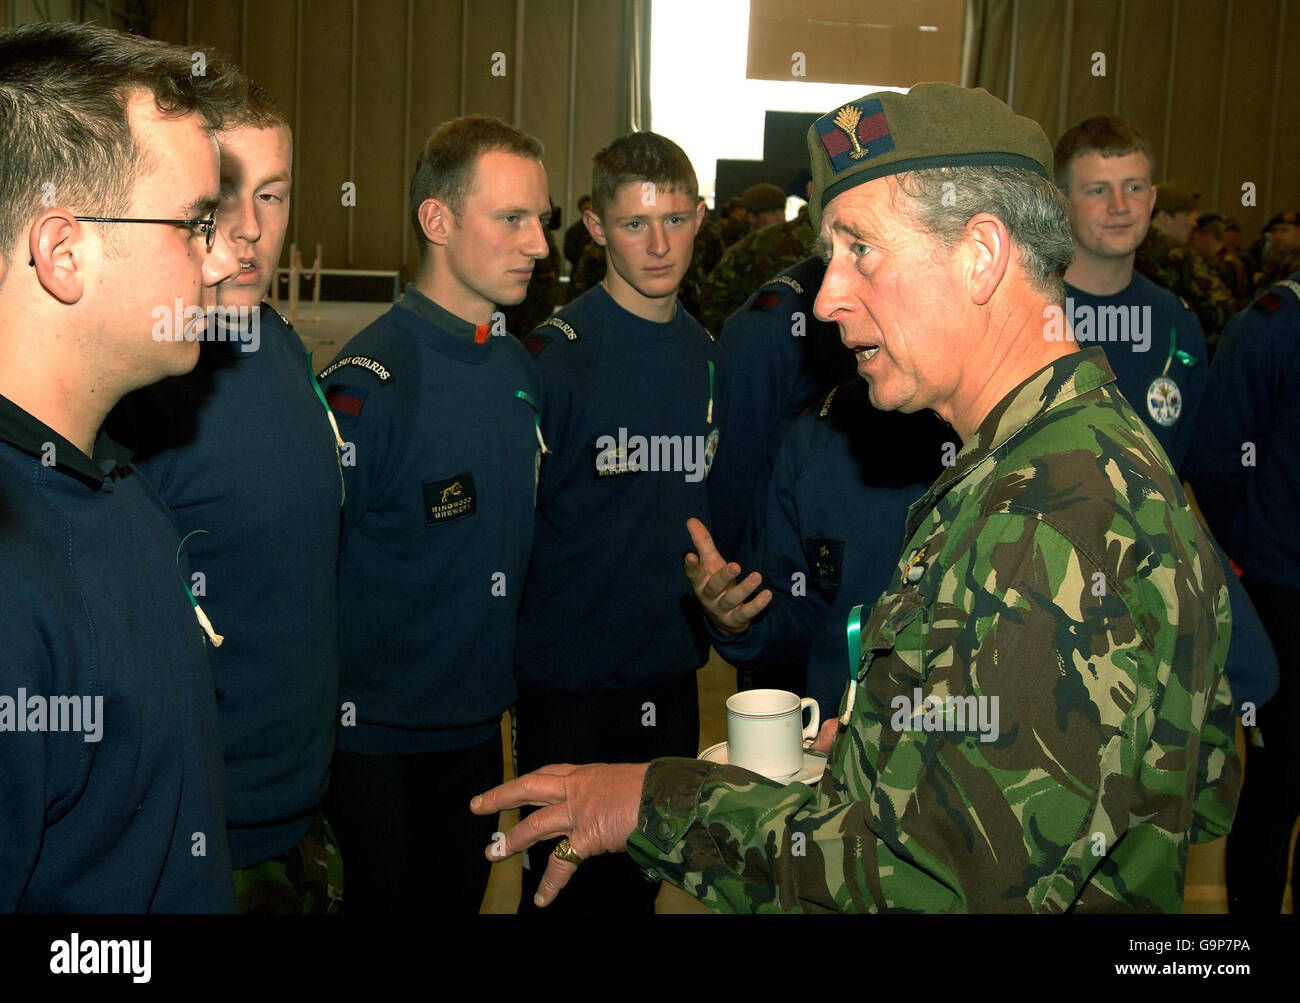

{"left": 846, "top": 604, "right": 863, "bottom": 682}
{"left": 515, "top": 390, "right": 548, "bottom": 453}
{"left": 706, "top": 360, "right": 715, "bottom": 424}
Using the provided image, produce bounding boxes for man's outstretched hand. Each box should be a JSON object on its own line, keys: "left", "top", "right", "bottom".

{"left": 471, "top": 762, "right": 649, "bottom": 908}
{"left": 683, "top": 517, "right": 772, "bottom": 636}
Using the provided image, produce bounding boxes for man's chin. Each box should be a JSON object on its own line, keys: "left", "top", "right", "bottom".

{"left": 217, "top": 287, "right": 267, "bottom": 311}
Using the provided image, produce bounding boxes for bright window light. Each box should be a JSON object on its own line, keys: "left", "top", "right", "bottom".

{"left": 650, "top": 0, "right": 905, "bottom": 206}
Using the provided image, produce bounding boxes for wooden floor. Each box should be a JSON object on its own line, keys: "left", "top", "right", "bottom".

{"left": 479, "top": 648, "right": 1285, "bottom": 914}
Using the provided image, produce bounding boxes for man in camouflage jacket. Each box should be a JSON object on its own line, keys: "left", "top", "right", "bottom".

{"left": 473, "top": 84, "right": 1239, "bottom": 914}
{"left": 1134, "top": 183, "right": 1235, "bottom": 351}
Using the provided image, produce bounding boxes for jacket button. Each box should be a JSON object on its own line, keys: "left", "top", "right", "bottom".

{"left": 655, "top": 820, "right": 676, "bottom": 840}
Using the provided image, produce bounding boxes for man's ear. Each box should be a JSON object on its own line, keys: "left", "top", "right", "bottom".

{"left": 693, "top": 198, "right": 707, "bottom": 230}
{"left": 417, "top": 197, "right": 452, "bottom": 247}
{"left": 30, "top": 210, "right": 84, "bottom": 305}
{"left": 963, "top": 212, "right": 1011, "bottom": 307}
{"left": 583, "top": 207, "right": 608, "bottom": 248}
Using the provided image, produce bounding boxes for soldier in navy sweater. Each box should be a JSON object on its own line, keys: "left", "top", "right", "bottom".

{"left": 322, "top": 116, "right": 550, "bottom": 914}
{"left": 512, "top": 132, "right": 720, "bottom": 914}
{"left": 1053, "top": 116, "right": 1277, "bottom": 712}
{"left": 0, "top": 23, "right": 243, "bottom": 911}
{"left": 1187, "top": 276, "right": 1300, "bottom": 913}
{"left": 706, "top": 255, "right": 856, "bottom": 566}
{"left": 697, "top": 383, "right": 949, "bottom": 716}
{"left": 108, "top": 83, "right": 345, "bottom": 912}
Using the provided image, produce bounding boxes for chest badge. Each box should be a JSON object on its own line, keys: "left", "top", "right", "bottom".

{"left": 703, "top": 428, "right": 721, "bottom": 479}
{"left": 1146, "top": 375, "right": 1182, "bottom": 427}
{"left": 423, "top": 472, "right": 477, "bottom": 525}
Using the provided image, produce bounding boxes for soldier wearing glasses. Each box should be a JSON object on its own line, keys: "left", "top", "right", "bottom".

{"left": 0, "top": 23, "right": 244, "bottom": 912}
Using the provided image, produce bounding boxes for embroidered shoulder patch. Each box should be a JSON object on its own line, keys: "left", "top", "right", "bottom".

{"left": 768, "top": 274, "right": 804, "bottom": 296}
{"left": 325, "top": 385, "right": 367, "bottom": 421}
{"left": 317, "top": 355, "right": 394, "bottom": 384}
{"left": 538, "top": 317, "right": 580, "bottom": 342}
{"left": 523, "top": 332, "right": 553, "bottom": 357}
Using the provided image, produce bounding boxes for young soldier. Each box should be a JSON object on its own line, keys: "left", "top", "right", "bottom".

{"left": 321, "top": 116, "right": 549, "bottom": 914}
{"left": 0, "top": 22, "right": 242, "bottom": 911}
{"left": 512, "top": 131, "right": 722, "bottom": 914}
{"left": 1055, "top": 116, "right": 1277, "bottom": 713}
{"left": 108, "top": 80, "right": 344, "bottom": 912}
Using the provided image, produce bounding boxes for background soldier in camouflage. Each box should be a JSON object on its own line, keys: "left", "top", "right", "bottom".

{"left": 718, "top": 195, "right": 750, "bottom": 245}
{"left": 697, "top": 193, "right": 814, "bottom": 335}
{"left": 1134, "top": 182, "right": 1235, "bottom": 351}
{"left": 473, "top": 84, "right": 1238, "bottom": 913}
{"left": 1189, "top": 214, "right": 1250, "bottom": 311}
{"left": 1251, "top": 209, "right": 1300, "bottom": 294}
{"left": 678, "top": 200, "right": 725, "bottom": 320}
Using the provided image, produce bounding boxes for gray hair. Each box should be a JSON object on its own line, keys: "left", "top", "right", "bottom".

{"left": 891, "top": 166, "right": 1075, "bottom": 303}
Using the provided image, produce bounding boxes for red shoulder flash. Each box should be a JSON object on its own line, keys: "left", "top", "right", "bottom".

{"left": 1253, "top": 293, "right": 1282, "bottom": 315}
{"left": 523, "top": 333, "right": 552, "bottom": 357}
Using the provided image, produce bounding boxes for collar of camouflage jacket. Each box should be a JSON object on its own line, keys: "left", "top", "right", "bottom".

{"left": 903, "top": 346, "right": 1115, "bottom": 540}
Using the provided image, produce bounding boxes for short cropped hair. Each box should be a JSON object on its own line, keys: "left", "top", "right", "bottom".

{"left": 409, "top": 115, "right": 544, "bottom": 253}
{"left": 1053, "top": 115, "right": 1155, "bottom": 193}
{"left": 590, "top": 132, "right": 698, "bottom": 219}
{"left": 224, "top": 81, "right": 290, "bottom": 133}
{"left": 0, "top": 22, "right": 247, "bottom": 267}
{"left": 893, "top": 166, "right": 1076, "bottom": 303}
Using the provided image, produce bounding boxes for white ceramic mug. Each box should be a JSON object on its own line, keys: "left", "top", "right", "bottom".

{"left": 726, "top": 689, "right": 820, "bottom": 778}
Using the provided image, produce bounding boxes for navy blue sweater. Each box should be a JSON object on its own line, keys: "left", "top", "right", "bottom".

{"left": 708, "top": 256, "right": 856, "bottom": 563}
{"left": 0, "top": 396, "right": 234, "bottom": 912}
{"left": 710, "top": 381, "right": 949, "bottom": 715}
{"left": 1064, "top": 274, "right": 1208, "bottom": 473}
{"left": 516, "top": 284, "right": 722, "bottom": 694}
{"left": 1188, "top": 277, "right": 1300, "bottom": 591}
{"left": 325, "top": 293, "right": 542, "bottom": 752}
{"left": 108, "top": 304, "right": 342, "bottom": 868}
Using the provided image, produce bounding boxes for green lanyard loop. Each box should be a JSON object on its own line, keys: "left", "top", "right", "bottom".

{"left": 706, "top": 360, "right": 715, "bottom": 424}
{"left": 1162, "top": 327, "right": 1198, "bottom": 376}
{"left": 515, "top": 390, "right": 548, "bottom": 453}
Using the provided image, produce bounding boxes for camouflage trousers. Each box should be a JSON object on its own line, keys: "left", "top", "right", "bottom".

{"left": 232, "top": 813, "right": 344, "bottom": 915}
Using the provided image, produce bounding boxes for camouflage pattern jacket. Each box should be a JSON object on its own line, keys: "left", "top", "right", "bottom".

{"left": 697, "top": 210, "right": 815, "bottom": 335}
{"left": 626, "top": 347, "right": 1240, "bottom": 912}
{"left": 1135, "top": 229, "right": 1235, "bottom": 351}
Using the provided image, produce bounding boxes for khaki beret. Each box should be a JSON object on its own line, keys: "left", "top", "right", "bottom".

{"left": 806, "top": 82, "right": 1053, "bottom": 232}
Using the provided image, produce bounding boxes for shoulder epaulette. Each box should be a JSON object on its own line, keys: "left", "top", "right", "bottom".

{"left": 317, "top": 355, "right": 394, "bottom": 384}
{"left": 1177, "top": 295, "right": 1193, "bottom": 312}
{"left": 537, "top": 316, "right": 580, "bottom": 342}
{"left": 275, "top": 308, "right": 293, "bottom": 329}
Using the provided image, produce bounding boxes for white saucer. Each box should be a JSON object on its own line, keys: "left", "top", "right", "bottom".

{"left": 699, "top": 741, "right": 827, "bottom": 785}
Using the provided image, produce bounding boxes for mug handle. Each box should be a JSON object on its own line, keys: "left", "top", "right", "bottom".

{"left": 800, "top": 698, "right": 820, "bottom": 744}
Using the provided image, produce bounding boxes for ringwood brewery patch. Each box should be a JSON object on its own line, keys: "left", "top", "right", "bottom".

{"left": 423, "top": 472, "right": 477, "bottom": 525}
{"left": 804, "top": 537, "right": 845, "bottom": 586}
